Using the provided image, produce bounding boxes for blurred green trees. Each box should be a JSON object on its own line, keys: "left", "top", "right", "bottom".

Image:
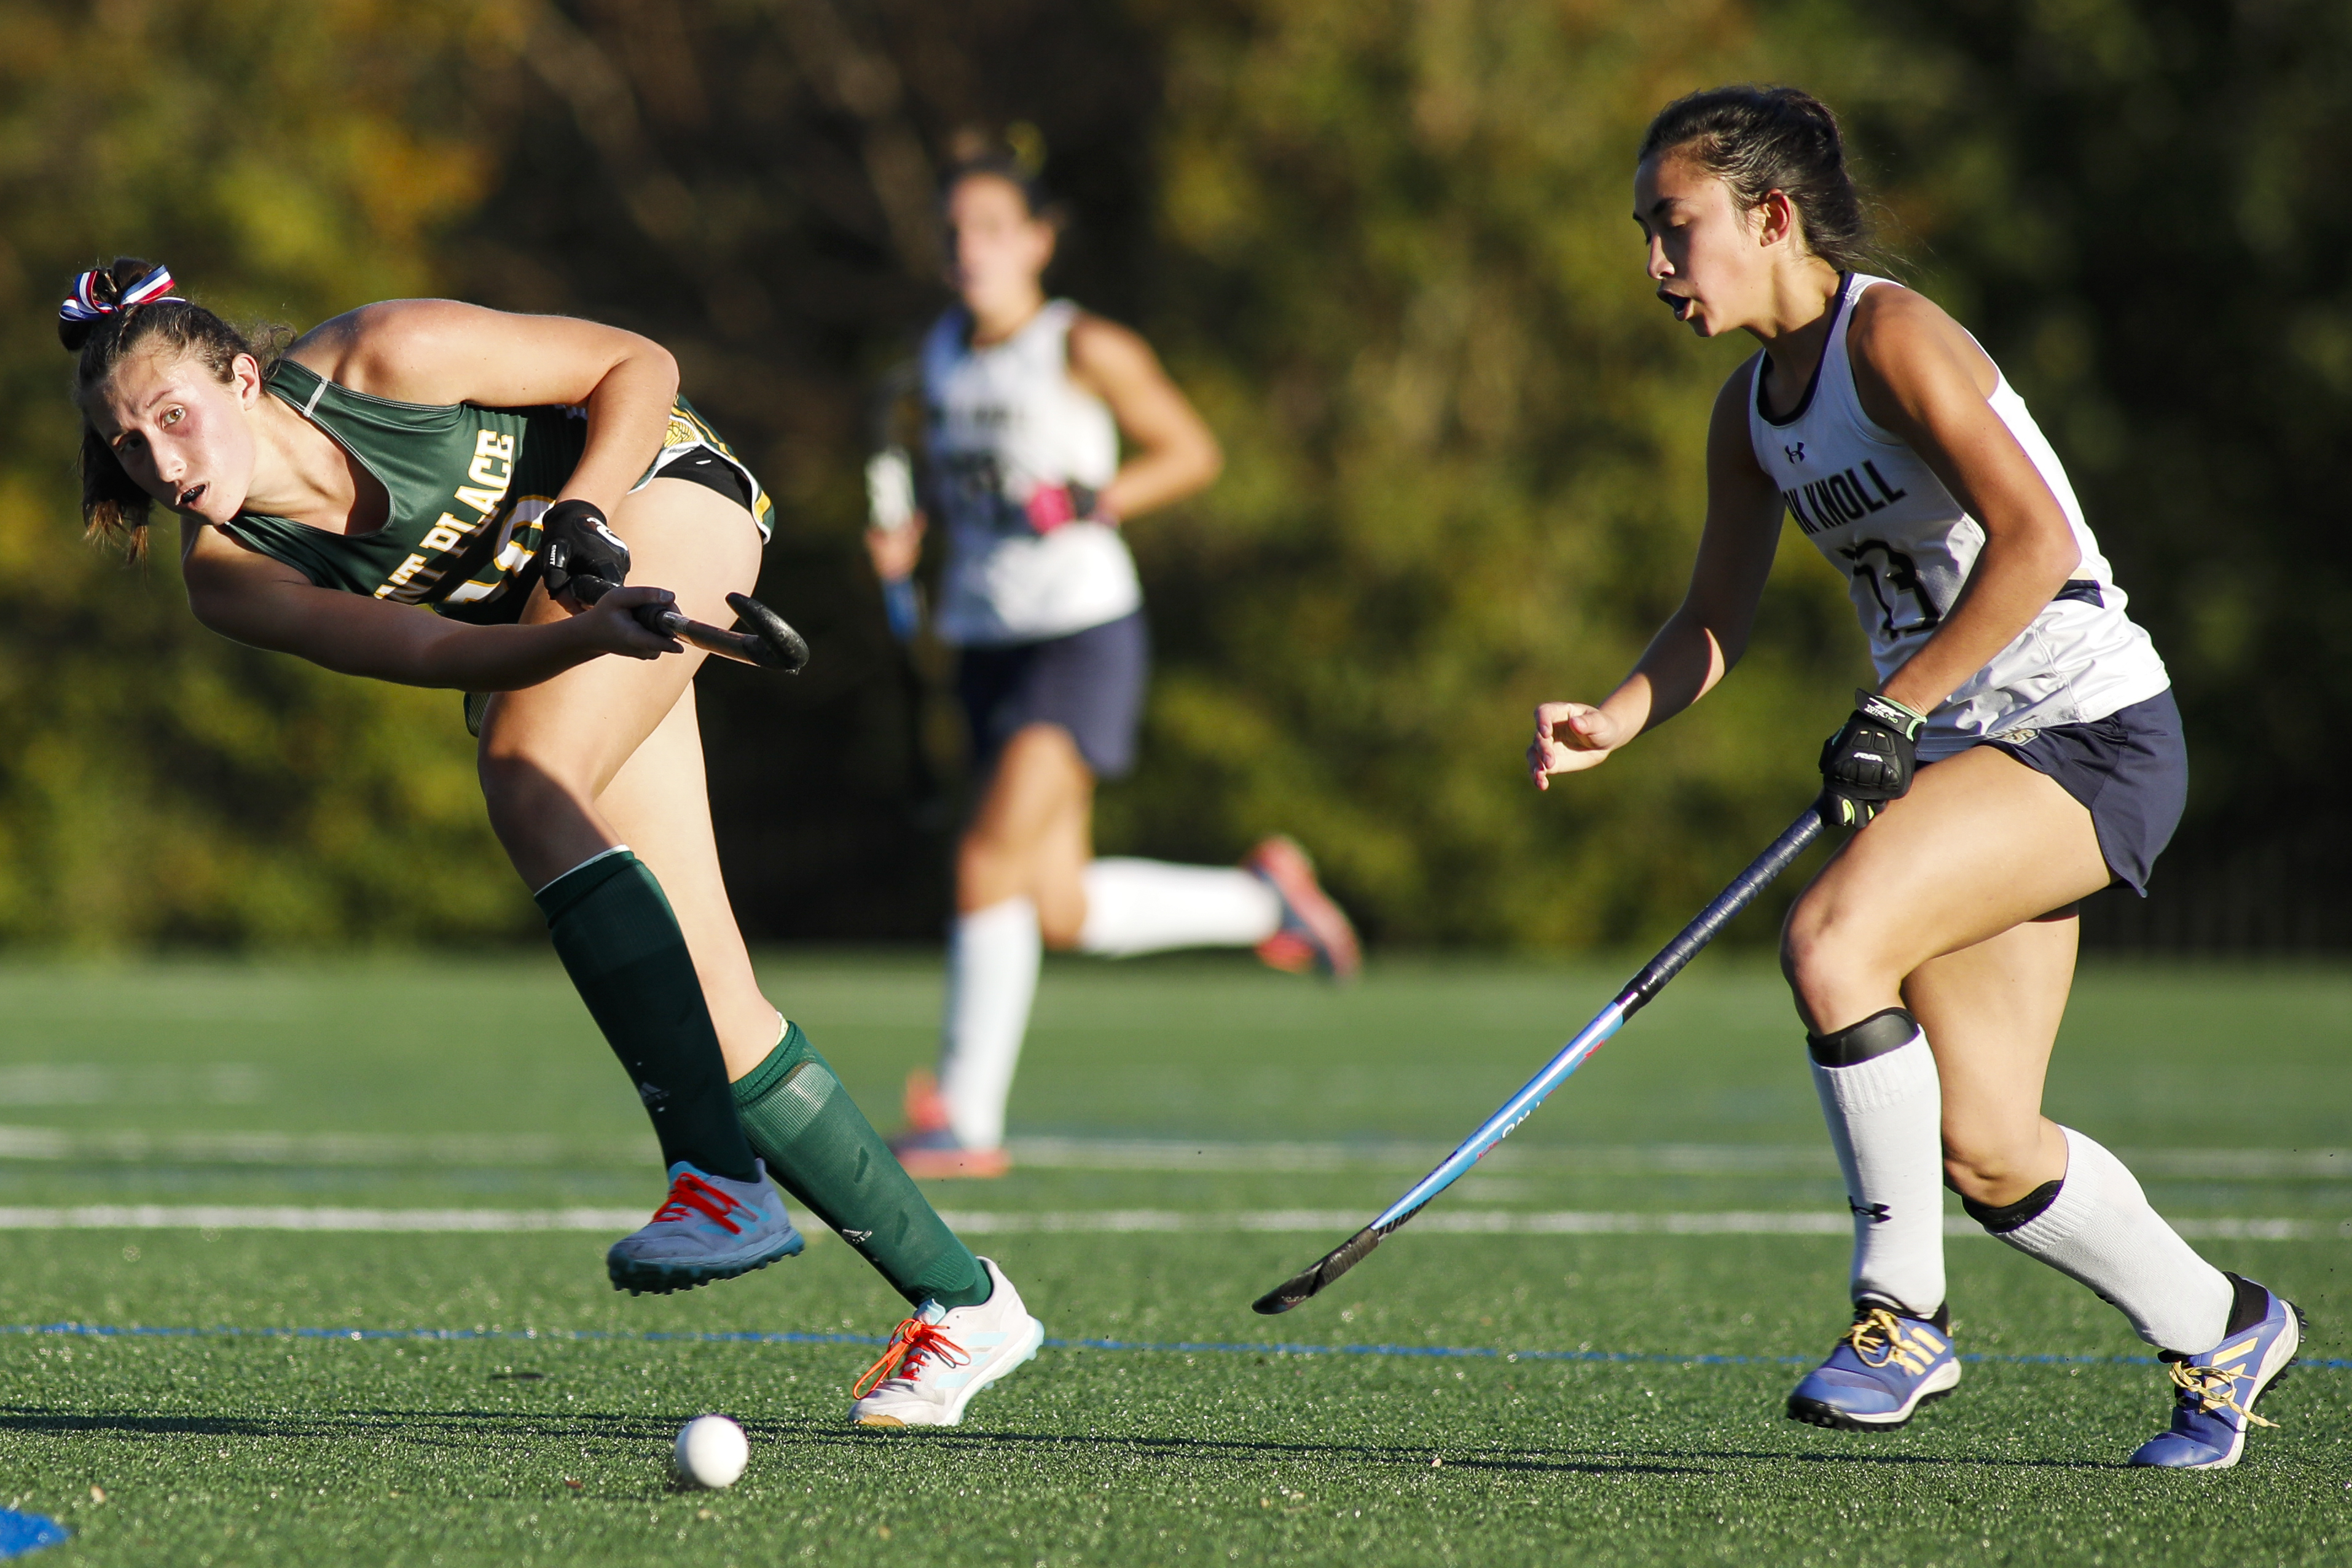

{"left": 3, "top": 0, "right": 2345, "bottom": 949}
{"left": 0, "top": 0, "right": 528, "bottom": 944}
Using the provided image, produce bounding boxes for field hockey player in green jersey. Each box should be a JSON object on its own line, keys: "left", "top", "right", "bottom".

{"left": 59, "top": 259, "right": 1044, "bottom": 1427}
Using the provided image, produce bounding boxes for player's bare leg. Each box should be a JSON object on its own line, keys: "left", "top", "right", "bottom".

{"left": 1903, "top": 910, "right": 2079, "bottom": 1208}
{"left": 896, "top": 724, "right": 1087, "bottom": 1174}
{"left": 479, "top": 478, "right": 801, "bottom": 1293}
{"left": 961, "top": 721, "right": 1095, "bottom": 933}
{"left": 592, "top": 683, "right": 782, "bottom": 1075}
{"left": 1782, "top": 746, "right": 2256, "bottom": 1437}
{"left": 1783, "top": 747, "right": 2110, "bottom": 1037}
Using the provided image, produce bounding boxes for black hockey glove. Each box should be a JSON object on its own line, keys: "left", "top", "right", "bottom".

{"left": 1819, "top": 689, "right": 1929, "bottom": 829}
{"left": 539, "top": 499, "right": 631, "bottom": 603}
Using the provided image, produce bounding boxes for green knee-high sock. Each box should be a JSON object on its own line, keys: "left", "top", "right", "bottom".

{"left": 535, "top": 849, "right": 759, "bottom": 1183}
{"left": 732, "top": 1021, "right": 989, "bottom": 1308}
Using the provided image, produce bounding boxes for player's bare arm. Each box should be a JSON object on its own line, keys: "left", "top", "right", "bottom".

{"left": 1066, "top": 312, "right": 1223, "bottom": 519}
{"left": 1844, "top": 287, "right": 2082, "bottom": 715}
{"left": 179, "top": 523, "right": 680, "bottom": 688}
{"left": 289, "top": 300, "right": 681, "bottom": 519}
{"left": 82, "top": 317, "right": 681, "bottom": 690}
{"left": 1529, "top": 363, "right": 1783, "bottom": 788}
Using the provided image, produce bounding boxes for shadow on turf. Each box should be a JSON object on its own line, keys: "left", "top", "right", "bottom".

{"left": 0, "top": 1408, "right": 2130, "bottom": 1475}
{"left": 0, "top": 1406, "right": 677, "bottom": 1447}
{"left": 802, "top": 1427, "right": 1711, "bottom": 1478}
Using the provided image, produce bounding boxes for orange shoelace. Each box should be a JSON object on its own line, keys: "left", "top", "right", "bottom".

{"left": 649, "top": 1171, "right": 745, "bottom": 1236}
{"left": 852, "top": 1318, "right": 970, "bottom": 1399}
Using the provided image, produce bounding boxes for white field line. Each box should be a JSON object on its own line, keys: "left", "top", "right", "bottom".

{"left": 0, "top": 1206, "right": 649, "bottom": 1233}
{"left": 0, "top": 1127, "right": 2345, "bottom": 1181}
{"left": 0, "top": 1205, "right": 2342, "bottom": 1241}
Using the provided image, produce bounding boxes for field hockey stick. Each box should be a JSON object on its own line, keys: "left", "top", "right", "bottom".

{"left": 568, "top": 573, "right": 810, "bottom": 673}
{"left": 1250, "top": 796, "right": 1830, "bottom": 1316}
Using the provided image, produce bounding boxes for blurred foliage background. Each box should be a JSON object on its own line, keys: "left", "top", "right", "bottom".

{"left": 0, "top": 0, "right": 2342, "bottom": 951}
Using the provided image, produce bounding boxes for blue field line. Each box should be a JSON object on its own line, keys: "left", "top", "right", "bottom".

{"left": 6, "top": 1319, "right": 2346, "bottom": 1373}
{"left": 0, "top": 1507, "right": 68, "bottom": 1561}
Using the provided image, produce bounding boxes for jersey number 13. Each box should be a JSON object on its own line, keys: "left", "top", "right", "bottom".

{"left": 1839, "top": 539, "right": 1943, "bottom": 638}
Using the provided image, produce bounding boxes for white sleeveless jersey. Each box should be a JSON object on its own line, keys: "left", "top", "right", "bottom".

{"left": 922, "top": 300, "right": 1139, "bottom": 646}
{"left": 1748, "top": 273, "right": 2169, "bottom": 759}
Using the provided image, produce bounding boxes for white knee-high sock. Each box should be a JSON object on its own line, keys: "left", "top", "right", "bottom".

{"left": 1985, "top": 1126, "right": 2234, "bottom": 1352}
{"left": 936, "top": 897, "right": 1040, "bottom": 1150}
{"left": 1811, "top": 1016, "right": 1946, "bottom": 1317}
{"left": 1076, "top": 858, "right": 1283, "bottom": 957}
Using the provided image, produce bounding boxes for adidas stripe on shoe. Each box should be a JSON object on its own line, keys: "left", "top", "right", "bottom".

{"left": 2129, "top": 1272, "right": 2302, "bottom": 1470}
{"left": 1786, "top": 1298, "right": 1961, "bottom": 1432}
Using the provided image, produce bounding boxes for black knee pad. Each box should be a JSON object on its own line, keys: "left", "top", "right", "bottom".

{"left": 1960, "top": 1179, "right": 2061, "bottom": 1234}
{"left": 1806, "top": 1006, "right": 1920, "bottom": 1066}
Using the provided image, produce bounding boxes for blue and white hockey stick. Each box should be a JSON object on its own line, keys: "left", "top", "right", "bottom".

{"left": 1252, "top": 797, "right": 1829, "bottom": 1315}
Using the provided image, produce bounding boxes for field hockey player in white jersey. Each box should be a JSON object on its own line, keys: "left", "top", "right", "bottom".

{"left": 1526, "top": 86, "right": 2299, "bottom": 1468}
{"left": 866, "top": 148, "right": 1361, "bottom": 1178}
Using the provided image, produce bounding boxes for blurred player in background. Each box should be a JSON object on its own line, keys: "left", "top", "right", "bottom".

{"left": 1527, "top": 87, "right": 2300, "bottom": 1468}
{"left": 867, "top": 144, "right": 1360, "bottom": 1178}
{"left": 59, "top": 259, "right": 1038, "bottom": 1427}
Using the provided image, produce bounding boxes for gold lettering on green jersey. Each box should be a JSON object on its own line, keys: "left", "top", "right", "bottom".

{"left": 377, "top": 554, "right": 434, "bottom": 598}
{"left": 455, "top": 430, "right": 517, "bottom": 517}
{"left": 468, "top": 432, "right": 515, "bottom": 489}
{"left": 420, "top": 512, "right": 472, "bottom": 554}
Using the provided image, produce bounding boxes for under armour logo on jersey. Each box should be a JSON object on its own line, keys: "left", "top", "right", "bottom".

{"left": 637, "top": 1081, "right": 669, "bottom": 1108}
{"left": 1784, "top": 442, "right": 1806, "bottom": 463}
{"left": 1850, "top": 1199, "right": 1892, "bottom": 1225}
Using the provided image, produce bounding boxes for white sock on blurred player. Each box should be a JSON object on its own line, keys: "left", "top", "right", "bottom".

{"left": 937, "top": 896, "right": 1040, "bottom": 1150}
{"left": 1075, "top": 858, "right": 1282, "bottom": 957}
{"left": 1810, "top": 1009, "right": 1946, "bottom": 1317}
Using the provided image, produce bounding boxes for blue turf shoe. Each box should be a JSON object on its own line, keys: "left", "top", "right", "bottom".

{"left": 1786, "top": 1298, "right": 1961, "bottom": 1430}
{"left": 2129, "top": 1272, "right": 2301, "bottom": 1470}
{"left": 606, "top": 1158, "right": 805, "bottom": 1296}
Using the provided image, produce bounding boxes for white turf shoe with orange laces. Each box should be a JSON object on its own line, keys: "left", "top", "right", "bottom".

{"left": 847, "top": 1258, "right": 1045, "bottom": 1428}
{"left": 606, "top": 1159, "right": 805, "bottom": 1296}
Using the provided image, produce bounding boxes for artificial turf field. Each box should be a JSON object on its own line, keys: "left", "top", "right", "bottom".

{"left": 0, "top": 953, "right": 2346, "bottom": 1566}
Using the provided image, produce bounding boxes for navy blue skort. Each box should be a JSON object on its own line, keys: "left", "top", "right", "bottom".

{"left": 957, "top": 611, "right": 1149, "bottom": 781}
{"left": 1978, "top": 688, "right": 2186, "bottom": 896}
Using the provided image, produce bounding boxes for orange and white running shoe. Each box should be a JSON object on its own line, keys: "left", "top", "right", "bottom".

{"left": 887, "top": 1071, "right": 1010, "bottom": 1179}
{"left": 848, "top": 1258, "right": 1044, "bottom": 1428}
{"left": 1246, "top": 835, "right": 1362, "bottom": 981}
{"left": 606, "top": 1159, "right": 804, "bottom": 1296}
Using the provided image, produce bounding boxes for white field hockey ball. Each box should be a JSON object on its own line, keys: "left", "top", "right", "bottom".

{"left": 673, "top": 1414, "right": 748, "bottom": 1489}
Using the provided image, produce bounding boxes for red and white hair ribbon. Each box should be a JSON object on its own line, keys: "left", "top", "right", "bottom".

{"left": 59, "top": 265, "right": 180, "bottom": 327}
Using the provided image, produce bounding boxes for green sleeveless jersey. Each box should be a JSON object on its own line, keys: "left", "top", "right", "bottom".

{"left": 220, "top": 359, "right": 772, "bottom": 626}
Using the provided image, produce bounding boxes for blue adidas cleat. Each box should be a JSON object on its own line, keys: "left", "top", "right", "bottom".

{"left": 606, "top": 1159, "right": 804, "bottom": 1296}
{"left": 1787, "top": 1298, "right": 1961, "bottom": 1430}
{"left": 2129, "top": 1272, "right": 2301, "bottom": 1470}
